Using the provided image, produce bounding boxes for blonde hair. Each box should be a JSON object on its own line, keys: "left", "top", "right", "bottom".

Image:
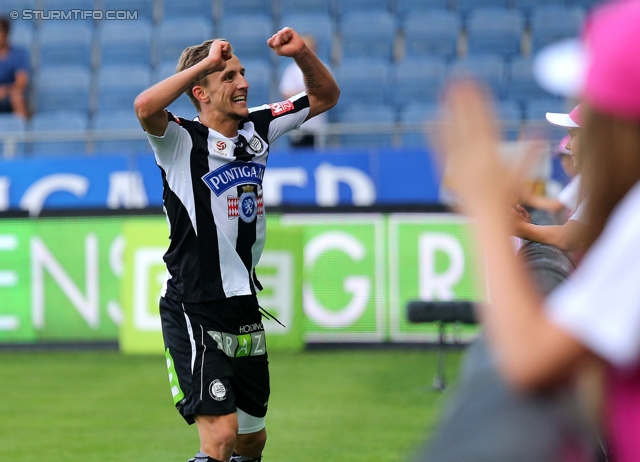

{"left": 176, "top": 39, "right": 232, "bottom": 111}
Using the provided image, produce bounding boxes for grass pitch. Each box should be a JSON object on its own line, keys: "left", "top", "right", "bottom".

{"left": 0, "top": 349, "right": 462, "bottom": 461}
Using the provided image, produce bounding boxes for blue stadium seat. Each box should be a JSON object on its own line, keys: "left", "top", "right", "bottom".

{"left": 30, "top": 111, "right": 89, "bottom": 155}
{"left": 222, "top": 0, "right": 272, "bottom": 17}
{"left": 524, "top": 97, "right": 566, "bottom": 121}
{"left": 336, "top": 0, "right": 390, "bottom": 15}
{"left": 98, "top": 65, "right": 151, "bottom": 112}
{"left": 398, "top": 103, "right": 439, "bottom": 147}
{"left": 466, "top": 8, "right": 524, "bottom": 59}
{"left": 0, "top": 0, "right": 36, "bottom": 20}
{"left": 219, "top": 15, "right": 273, "bottom": 61}
{"left": 402, "top": 10, "right": 460, "bottom": 60}
{"left": 92, "top": 110, "right": 150, "bottom": 153}
{"left": 341, "top": 11, "right": 397, "bottom": 60}
{"left": 280, "top": 0, "right": 332, "bottom": 15}
{"left": 506, "top": 57, "right": 551, "bottom": 103}
{"left": 456, "top": 0, "right": 508, "bottom": 16}
{"left": 99, "top": 20, "right": 153, "bottom": 66}
{"left": 103, "top": 0, "right": 155, "bottom": 22}
{"left": 448, "top": 55, "right": 506, "bottom": 99}
{"left": 513, "top": 0, "right": 565, "bottom": 16}
{"left": 42, "top": 0, "right": 95, "bottom": 11}
{"left": 567, "top": 0, "right": 601, "bottom": 9}
{"left": 336, "top": 104, "right": 395, "bottom": 147}
{"left": 280, "top": 13, "right": 334, "bottom": 63}
{"left": 530, "top": 6, "right": 585, "bottom": 52}
{"left": 396, "top": 0, "right": 448, "bottom": 17}
{"left": 156, "top": 18, "right": 214, "bottom": 64}
{"left": 10, "top": 25, "right": 34, "bottom": 56}
{"left": 162, "top": 0, "right": 213, "bottom": 20}
{"left": 38, "top": 22, "right": 93, "bottom": 67}
{"left": 35, "top": 66, "right": 91, "bottom": 113}
{"left": 390, "top": 58, "right": 446, "bottom": 108}
{"left": 242, "top": 59, "right": 272, "bottom": 107}
{"left": 153, "top": 61, "right": 179, "bottom": 83}
{"left": 494, "top": 100, "right": 522, "bottom": 141}
{"left": 167, "top": 95, "right": 197, "bottom": 119}
{"left": 0, "top": 114, "right": 27, "bottom": 157}
{"left": 333, "top": 58, "right": 389, "bottom": 106}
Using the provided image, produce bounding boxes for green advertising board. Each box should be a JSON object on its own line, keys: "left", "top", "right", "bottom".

{"left": 119, "top": 218, "right": 305, "bottom": 354}
{"left": 0, "top": 218, "right": 123, "bottom": 343}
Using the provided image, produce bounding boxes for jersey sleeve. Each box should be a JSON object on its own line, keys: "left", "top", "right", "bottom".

{"left": 145, "top": 112, "right": 193, "bottom": 166}
{"left": 545, "top": 183, "right": 640, "bottom": 368}
{"left": 248, "top": 92, "right": 310, "bottom": 144}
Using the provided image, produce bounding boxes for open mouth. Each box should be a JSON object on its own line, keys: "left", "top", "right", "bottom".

{"left": 232, "top": 95, "right": 247, "bottom": 104}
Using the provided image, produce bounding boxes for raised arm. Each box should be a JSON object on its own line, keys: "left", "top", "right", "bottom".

{"left": 134, "top": 40, "right": 232, "bottom": 136}
{"left": 511, "top": 206, "right": 588, "bottom": 252}
{"left": 267, "top": 27, "right": 339, "bottom": 120}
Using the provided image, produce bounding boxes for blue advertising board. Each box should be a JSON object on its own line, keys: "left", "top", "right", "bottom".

{"left": 0, "top": 147, "right": 442, "bottom": 213}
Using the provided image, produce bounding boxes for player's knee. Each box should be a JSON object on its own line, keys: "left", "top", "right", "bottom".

{"left": 236, "top": 428, "right": 267, "bottom": 454}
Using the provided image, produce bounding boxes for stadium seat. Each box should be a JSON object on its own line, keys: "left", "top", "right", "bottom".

{"left": 448, "top": 55, "right": 506, "bottom": 99}
{"left": 494, "top": 100, "right": 522, "bottom": 141}
{"left": 390, "top": 58, "right": 446, "bottom": 108}
{"left": 530, "top": 6, "right": 585, "bottom": 52}
{"left": 162, "top": 0, "right": 213, "bottom": 20}
{"left": 402, "top": 10, "right": 460, "bottom": 60}
{"left": 506, "top": 57, "right": 551, "bottom": 103}
{"left": 153, "top": 60, "right": 179, "bottom": 83}
{"left": 222, "top": 0, "right": 272, "bottom": 18}
{"left": 35, "top": 66, "right": 91, "bottom": 113}
{"left": 456, "top": 0, "right": 508, "bottom": 16}
{"left": 336, "top": 104, "right": 395, "bottom": 147}
{"left": 524, "top": 97, "right": 566, "bottom": 121}
{"left": 0, "top": 114, "right": 27, "bottom": 157}
{"left": 398, "top": 103, "right": 439, "bottom": 147}
{"left": 156, "top": 17, "right": 214, "bottom": 65}
{"left": 219, "top": 15, "right": 273, "bottom": 61}
{"left": 92, "top": 110, "right": 151, "bottom": 153}
{"left": 167, "top": 95, "right": 197, "bottom": 119}
{"left": 42, "top": 0, "right": 95, "bottom": 11}
{"left": 30, "top": 111, "right": 89, "bottom": 155}
{"left": 10, "top": 25, "right": 34, "bottom": 54}
{"left": 279, "top": 0, "right": 332, "bottom": 15}
{"left": 280, "top": 13, "right": 334, "bottom": 63}
{"left": 99, "top": 20, "right": 153, "bottom": 66}
{"left": 567, "top": 0, "right": 601, "bottom": 9}
{"left": 466, "top": 8, "right": 524, "bottom": 59}
{"left": 0, "top": 0, "right": 36, "bottom": 17}
{"left": 341, "top": 11, "right": 396, "bottom": 61}
{"left": 103, "top": 0, "right": 155, "bottom": 22}
{"left": 333, "top": 58, "right": 389, "bottom": 106}
{"left": 513, "top": 0, "right": 565, "bottom": 16}
{"left": 396, "top": 0, "right": 448, "bottom": 17}
{"left": 242, "top": 59, "right": 272, "bottom": 107}
{"left": 98, "top": 65, "right": 151, "bottom": 112}
{"left": 336, "top": 0, "right": 390, "bottom": 14}
{"left": 38, "top": 22, "right": 93, "bottom": 68}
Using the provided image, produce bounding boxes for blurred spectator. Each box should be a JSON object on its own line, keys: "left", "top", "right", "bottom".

{"left": 0, "top": 16, "right": 29, "bottom": 118}
{"left": 278, "top": 35, "right": 328, "bottom": 148}
{"left": 519, "top": 135, "right": 581, "bottom": 223}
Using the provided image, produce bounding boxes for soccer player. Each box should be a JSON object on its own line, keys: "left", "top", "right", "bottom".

{"left": 134, "top": 28, "right": 339, "bottom": 462}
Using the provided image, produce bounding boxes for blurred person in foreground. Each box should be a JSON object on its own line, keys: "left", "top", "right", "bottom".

{"left": 510, "top": 104, "right": 588, "bottom": 253}
{"left": 278, "top": 35, "right": 329, "bottom": 148}
{"left": 436, "top": 1, "right": 640, "bottom": 460}
{"left": 519, "top": 134, "right": 581, "bottom": 223}
{"left": 134, "top": 28, "right": 339, "bottom": 462}
{"left": 0, "top": 16, "right": 29, "bottom": 118}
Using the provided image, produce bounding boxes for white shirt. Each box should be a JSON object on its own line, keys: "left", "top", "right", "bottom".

{"left": 546, "top": 181, "right": 640, "bottom": 368}
{"left": 557, "top": 174, "right": 581, "bottom": 214}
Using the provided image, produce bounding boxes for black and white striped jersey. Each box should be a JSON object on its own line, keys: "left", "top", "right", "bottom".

{"left": 146, "top": 92, "right": 310, "bottom": 302}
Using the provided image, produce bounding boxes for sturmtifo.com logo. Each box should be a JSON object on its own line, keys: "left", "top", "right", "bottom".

{"left": 10, "top": 9, "right": 138, "bottom": 20}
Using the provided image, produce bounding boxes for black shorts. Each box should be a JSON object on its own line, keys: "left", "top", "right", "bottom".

{"left": 160, "top": 295, "right": 270, "bottom": 425}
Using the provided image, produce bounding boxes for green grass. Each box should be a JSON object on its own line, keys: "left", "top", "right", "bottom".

{"left": 0, "top": 349, "right": 462, "bottom": 461}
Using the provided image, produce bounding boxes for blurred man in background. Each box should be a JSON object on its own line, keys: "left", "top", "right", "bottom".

{"left": 0, "top": 16, "right": 29, "bottom": 118}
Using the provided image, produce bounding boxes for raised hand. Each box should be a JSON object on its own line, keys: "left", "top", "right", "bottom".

{"left": 267, "top": 27, "right": 306, "bottom": 58}
{"left": 205, "top": 39, "right": 233, "bottom": 74}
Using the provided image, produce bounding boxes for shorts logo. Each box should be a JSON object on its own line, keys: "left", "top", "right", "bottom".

{"left": 269, "top": 100, "right": 294, "bottom": 116}
{"left": 216, "top": 140, "right": 227, "bottom": 151}
{"left": 209, "top": 379, "right": 227, "bottom": 401}
{"left": 248, "top": 136, "right": 263, "bottom": 153}
{"left": 228, "top": 187, "right": 264, "bottom": 222}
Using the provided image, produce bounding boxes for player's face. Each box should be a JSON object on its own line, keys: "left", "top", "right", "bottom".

{"left": 565, "top": 128, "right": 580, "bottom": 169}
{"left": 205, "top": 55, "right": 250, "bottom": 121}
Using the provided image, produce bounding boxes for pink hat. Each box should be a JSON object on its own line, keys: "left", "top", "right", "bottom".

{"left": 582, "top": 1, "right": 640, "bottom": 121}
{"left": 546, "top": 104, "right": 581, "bottom": 128}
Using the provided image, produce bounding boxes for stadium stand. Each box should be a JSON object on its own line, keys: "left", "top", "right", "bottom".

{"left": 530, "top": 5, "right": 585, "bottom": 52}
{"left": 390, "top": 57, "right": 446, "bottom": 108}
{"left": 333, "top": 58, "right": 389, "bottom": 107}
{"left": 396, "top": 0, "right": 448, "bottom": 16}
{"left": 455, "top": 0, "right": 509, "bottom": 16}
{"left": 92, "top": 110, "right": 151, "bottom": 153}
{"left": 42, "top": 0, "right": 95, "bottom": 11}
{"left": 336, "top": 0, "right": 390, "bottom": 15}
{"left": 221, "top": 0, "right": 272, "bottom": 18}
{"left": 279, "top": 0, "right": 332, "bottom": 15}
{"left": 506, "top": 56, "right": 552, "bottom": 103}
{"left": 102, "top": 0, "right": 156, "bottom": 22}
{"left": 448, "top": 55, "right": 506, "bottom": 99}
{"left": 336, "top": 103, "right": 395, "bottom": 147}
{"left": 162, "top": 0, "right": 214, "bottom": 20}
{"left": 494, "top": 100, "right": 522, "bottom": 141}
{"left": 340, "top": 11, "right": 396, "bottom": 61}
{"left": 218, "top": 15, "right": 273, "bottom": 61}
{"left": 99, "top": 20, "right": 153, "bottom": 67}
{"left": 402, "top": 10, "right": 460, "bottom": 60}
{"left": 35, "top": 66, "right": 91, "bottom": 113}
{"left": 466, "top": 8, "right": 524, "bottom": 59}
{"left": 0, "top": 113, "right": 26, "bottom": 156}
{"left": 241, "top": 59, "right": 272, "bottom": 106}
{"left": 97, "top": 65, "right": 151, "bottom": 112}
{"left": 280, "top": 13, "right": 333, "bottom": 63}
{"left": 398, "top": 103, "right": 439, "bottom": 147}
{"left": 30, "top": 111, "right": 89, "bottom": 155}
{"left": 156, "top": 17, "right": 214, "bottom": 64}
{"left": 38, "top": 22, "right": 93, "bottom": 68}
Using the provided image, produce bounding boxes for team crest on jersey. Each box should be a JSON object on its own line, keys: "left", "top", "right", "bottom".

{"left": 209, "top": 379, "right": 227, "bottom": 401}
{"left": 248, "top": 135, "right": 263, "bottom": 153}
{"left": 269, "top": 99, "right": 294, "bottom": 116}
{"left": 228, "top": 186, "right": 264, "bottom": 223}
